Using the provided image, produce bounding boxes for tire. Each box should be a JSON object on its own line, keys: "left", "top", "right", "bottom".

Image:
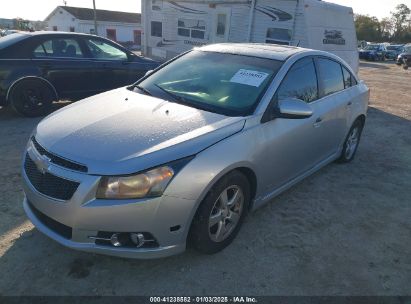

{"left": 336, "top": 119, "right": 364, "bottom": 163}
{"left": 9, "top": 79, "right": 56, "bottom": 117}
{"left": 189, "top": 170, "right": 251, "bottom": 254}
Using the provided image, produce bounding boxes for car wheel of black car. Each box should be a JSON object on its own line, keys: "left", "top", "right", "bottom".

{"left": 337, "top": 119, "right": 364, "bottom": 163}
{"left": 9, "top": 79, "right": 56, "bottom": 117}
{"left": 189, "top": 171, "right": 250, "bottom": 254}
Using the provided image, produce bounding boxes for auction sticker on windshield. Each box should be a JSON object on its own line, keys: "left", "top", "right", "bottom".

{"left": 230, "top": 69, "right": 269, "bottom": 87}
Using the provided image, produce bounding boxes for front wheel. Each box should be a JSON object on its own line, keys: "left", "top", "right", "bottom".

{"left": 9, "top": 79, "right": 56, "bottom": 117}
{"left": 189, "top": 171, "right": 250, "bottom": 254}
{"left": 337, "top": 119, "right": 364, "bottom": 163}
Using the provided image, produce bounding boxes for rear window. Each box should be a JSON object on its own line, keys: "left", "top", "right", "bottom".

{"left": 0, "top": 33, "right": 28, "bottom": 50}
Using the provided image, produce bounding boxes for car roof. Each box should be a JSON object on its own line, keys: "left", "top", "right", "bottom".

{"left": 16, "top": 31, "right": 101, "bottom": 38}
{"left": 197, "top": 43, "right": 309, "bottom": 61}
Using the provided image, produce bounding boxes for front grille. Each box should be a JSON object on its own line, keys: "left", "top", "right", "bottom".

{"left": 32, "top": 137, "right": 88, "bottom": 173}
{"left": 27, "top": 200, "right": 72, "bottom": 239}
{"left": 24, "top": 154, "right": 80, "bottom": 201}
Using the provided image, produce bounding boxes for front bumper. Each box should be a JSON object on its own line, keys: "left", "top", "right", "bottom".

{"left": 22, "top": 153, "right": 197, "bottom": 259}
{"left": 23, "top": 198, "right": 185, "bottom": 259}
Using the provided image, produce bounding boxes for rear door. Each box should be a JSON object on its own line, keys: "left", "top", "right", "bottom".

{"left": 30, "top": 35, "right": 97, "bottom": 100}
{"left": 313, "top": 57, "right": 351, "bottom": 156}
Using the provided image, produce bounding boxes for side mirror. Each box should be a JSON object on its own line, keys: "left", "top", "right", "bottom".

{"left": 145, "top": 70, "right": 154, "bottom": 77}
{"left": 276, "top": 98, "right": 313, "bottom": 119}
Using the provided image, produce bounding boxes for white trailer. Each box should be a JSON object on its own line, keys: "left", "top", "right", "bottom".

{"left": 141, "top": 0, "right": 359, "bottom": 73}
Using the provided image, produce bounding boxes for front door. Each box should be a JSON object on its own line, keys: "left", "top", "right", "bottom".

{"left": 211, "top": 8, "right": 231, "bottom": 43}
{"left": 257, "top": 57, "right": 326, "bottom": 192}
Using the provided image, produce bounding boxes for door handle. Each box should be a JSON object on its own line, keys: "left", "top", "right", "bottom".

{"left": 313, "top": 117, "right": 323, "bottom": 128}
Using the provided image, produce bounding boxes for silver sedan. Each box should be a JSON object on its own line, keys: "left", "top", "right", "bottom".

{"left": 22, "top": 44, "right": 369, "bottom": 258}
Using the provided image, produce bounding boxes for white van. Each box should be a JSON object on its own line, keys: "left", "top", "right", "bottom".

{"left": 142, "top": 0, "right": 359, "bottom": 73}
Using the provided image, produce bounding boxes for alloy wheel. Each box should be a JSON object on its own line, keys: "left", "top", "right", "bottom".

{"left": 208, "top": 185, "right": 244, "bottom": 242}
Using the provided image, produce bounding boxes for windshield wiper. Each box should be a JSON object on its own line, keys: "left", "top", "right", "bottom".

{"left": 132, "top": 85, "right": 153, "bottom": 96}
{"left": 154, "top": 84, "right": 189, "bottom": 105}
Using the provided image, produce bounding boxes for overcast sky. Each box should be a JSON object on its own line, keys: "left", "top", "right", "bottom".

{"left": 1, "top": 0, "right": 410, "bottom": 21}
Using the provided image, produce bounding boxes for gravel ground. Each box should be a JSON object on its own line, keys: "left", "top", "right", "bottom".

{"left": 0, "top": 62, "right": 410, "bottom": 296}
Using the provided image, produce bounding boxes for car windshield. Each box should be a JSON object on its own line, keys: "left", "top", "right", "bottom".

{"left": 0, "top": 33, "right": 27, "bottom": 50}
{"left": 365, "top": 45, "right": 380, "bottom": 50}
{"left": 404, "top": 45, "right": 411, "bottom": 53}
{"left": 387, "top": 45, "right": 402, "bottom": 51}
{"left": 135, "top": 50, "right": 283, "bottom": 116}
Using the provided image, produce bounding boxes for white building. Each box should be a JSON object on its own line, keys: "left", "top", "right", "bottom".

{"left": 141, "top": 0, "right": 359, "bottom": 72}
{"left": 45, "top": 6, "right": 142, "bottom": 47}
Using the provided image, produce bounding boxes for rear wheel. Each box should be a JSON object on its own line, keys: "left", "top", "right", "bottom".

{"left": 337, "top": 119, "right": 364, "bottom": 163}
{"left": 189, "top": 171, "right": 250, "bottom": 254}
{"left": 9, "top": 79, "right": 56, "bottom": 117}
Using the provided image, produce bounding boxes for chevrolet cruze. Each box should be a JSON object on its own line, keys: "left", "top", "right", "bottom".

{"left": 22, "top": 44, "right": 369, "bottom": 258}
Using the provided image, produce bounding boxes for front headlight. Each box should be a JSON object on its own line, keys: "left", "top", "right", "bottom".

{"left": 96, "top": 166, "right": 174, "bottom": 199}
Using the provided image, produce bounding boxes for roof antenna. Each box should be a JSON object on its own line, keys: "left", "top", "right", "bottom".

{"left": 296, "top": 40, "right": 301, "bottom": 47}
{"left": 63, "top": 0, "right": 67, "bottom": 5}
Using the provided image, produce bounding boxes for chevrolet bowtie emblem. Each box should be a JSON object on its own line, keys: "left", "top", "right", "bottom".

{"left": 28, "top": 142, "right": 51, "bottom": 174}
{"left": 34, "top": 153, "right": 52, "bottom": 174}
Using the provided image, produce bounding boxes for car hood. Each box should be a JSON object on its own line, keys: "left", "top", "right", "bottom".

{"left": 35, "top": 88, "right": 245, "bottom": 175}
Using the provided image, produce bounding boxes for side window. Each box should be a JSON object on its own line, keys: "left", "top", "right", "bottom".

{"left": 151, "top": 21, "right": 163, "bottom": 37}
{"left": 33, "top": 39, "right": 84, "bottom": 58}
{"left": 84, "top": 39, "right": 128, "bottom": 61}
{"left": 317, "top": 58, "right": 345, "bottom": 97}
{"left": 342, "top": 66, "right": 357, "bottom": 89}
{"left": 276, "top": 57, "right": 318, "bottom": 103}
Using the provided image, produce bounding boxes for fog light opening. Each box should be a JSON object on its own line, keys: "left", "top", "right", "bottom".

{"left": 130, "top": 233, "right": 145, "bottom": 248}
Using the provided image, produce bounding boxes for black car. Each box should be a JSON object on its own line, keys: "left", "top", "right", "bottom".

{"left": 0, "top": 32, "right": 159, "bottom": 116}
{"left": 396, "top": 44, "right": 411, "bottom": 67}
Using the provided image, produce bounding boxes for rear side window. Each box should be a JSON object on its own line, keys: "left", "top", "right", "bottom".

{"left": 276, "top": 57, "right": 318, "bottom": 103}
{"left": 33, "top": 39, "right": 84, "bottom": 58}
{"left": 342, "top": 66, "right": 355, "bottom": 88}
{"left": 317, "top": 58, "right": 344, "bottom": 97}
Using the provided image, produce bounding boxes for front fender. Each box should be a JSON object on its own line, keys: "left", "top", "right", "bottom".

{"left": 163, "top": 127, "right": 259, "bottom": 238}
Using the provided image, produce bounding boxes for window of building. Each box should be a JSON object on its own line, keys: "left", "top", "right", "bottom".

{"left": 33, "top": 39, "right": 84, "bottom": 58}
{"left": 152, "top": 0, "right": 163, "bottom": 11}
{"left": 69, "top": 26, "right": 75, "bottom": 32}
{"left": 178, "top": 19, "right": 206, "bottom": 40}
{"left": 317, "top": 58, "right": 345, "bottom": 97}
{"left": 52, "top": 26, "right": 58, "bottom": 31}
{"left": 276, "top": 57, "right": 318, "bottom": 103}
{"left": 151, "top": 21, "right": 162, "bottom": 37}
{"left": 266, "top": 28, "right": 292, "bottom": 45}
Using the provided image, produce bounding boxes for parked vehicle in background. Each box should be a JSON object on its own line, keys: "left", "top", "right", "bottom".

{"left": 22, "top": 44, "right": 369, "bottom": 258}
{"left": 0, "top": 32, "right": 159, "bottom": 117}
{"left": 359, "top": 44, "right": 387, "bottom": 61}
{"left": 142, "top": 0, "right": 360, "bottom": 74}
{"left": 1, "top": 29, "right": 21, "bottom": 37}
{"left": 386, "top": 45, "right": 404, "bottom": 60}
{"left": 396, "top": 44, "right": 411, "bottom": 66}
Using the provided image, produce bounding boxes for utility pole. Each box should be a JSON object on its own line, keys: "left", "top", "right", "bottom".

{"left": 93, "top": 0, "right": 98, "bottom": 35}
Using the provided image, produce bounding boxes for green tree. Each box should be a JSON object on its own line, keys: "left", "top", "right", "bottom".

{"left": 355, "top": 14, "right": 382, "bottom": 42}
{"left": 391, "top": 4, "right": 411, "bottom": 41}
